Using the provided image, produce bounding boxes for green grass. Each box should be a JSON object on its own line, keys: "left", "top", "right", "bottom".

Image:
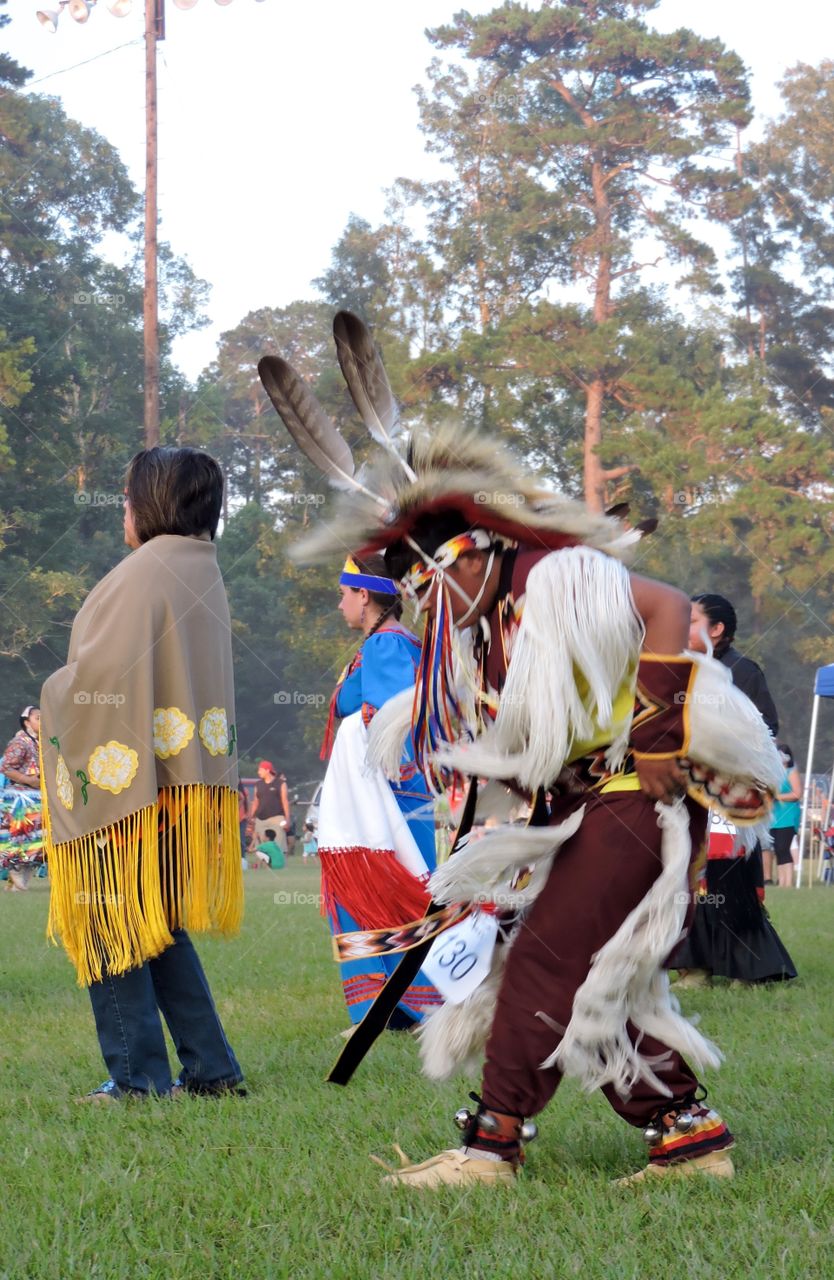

{"left": 1, "top": 866, "right": 832, "bottom": 1280}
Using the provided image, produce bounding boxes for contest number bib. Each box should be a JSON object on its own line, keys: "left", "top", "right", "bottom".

{"left": 424, "top": 911, "right": 499, "bottom": 1005}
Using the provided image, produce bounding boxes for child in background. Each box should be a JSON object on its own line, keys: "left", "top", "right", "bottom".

{"left": 254, "top": 828, "right": 285, "bottom": 870}
{"left": 302, "top": 822, "right": 318, "bottom": 859}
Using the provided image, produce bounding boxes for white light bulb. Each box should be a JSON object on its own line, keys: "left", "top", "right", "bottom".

{"left": 36, "top": 8, "right": 61, "bottom": 31}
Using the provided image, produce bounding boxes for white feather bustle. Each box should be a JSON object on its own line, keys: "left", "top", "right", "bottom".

{"left": 539, "top": 800, "right": 721, "bottom": 1098}
{"left": 436, "top": 547, "right": 644, "bottom": 793}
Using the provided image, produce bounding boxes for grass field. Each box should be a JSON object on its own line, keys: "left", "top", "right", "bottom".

{"left": 1, "top": 863, "right": 832, "bottom": 1280}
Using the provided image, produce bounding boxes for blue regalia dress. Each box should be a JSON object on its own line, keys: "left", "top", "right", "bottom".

{"left": 319, "top": 623, "right": 441, "bottom": 1026}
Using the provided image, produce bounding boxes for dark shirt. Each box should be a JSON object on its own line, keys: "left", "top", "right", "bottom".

{"left": 718, "top": 645, "right": 779, "bottom": 737}
{"left": 254, "top": 778, "right": 283, "bottom": 817}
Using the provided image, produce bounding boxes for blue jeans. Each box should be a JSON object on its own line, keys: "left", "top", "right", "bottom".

{"left": 87, "top": 930, "right": 242, "bottom": 1095}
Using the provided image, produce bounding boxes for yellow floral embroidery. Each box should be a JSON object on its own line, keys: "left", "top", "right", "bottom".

{"left": 56, "top": 754, "right": 74, "bottom": 811}
{"left": 199, "top": 707, "right": 229, "bottom": 757}
{"left": 153, "top": 707, "right": 195, "bottom": 760}
{"left": 87, "top": 741, "right": 139, "bottom": 795}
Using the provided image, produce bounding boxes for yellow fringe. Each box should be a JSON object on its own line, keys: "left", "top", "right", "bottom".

{"left": 43, "top": 784, "right": 243, "bottom": 987}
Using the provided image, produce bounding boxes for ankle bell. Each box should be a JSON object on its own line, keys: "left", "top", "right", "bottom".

{"left": 642, "top": 1106, "right": 698, "bottom": 1145}
{"left": 453, "top": 1094, "right": 538, "bottom": 1152}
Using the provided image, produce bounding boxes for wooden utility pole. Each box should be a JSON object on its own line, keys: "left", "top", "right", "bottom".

{"left": 143, "top": 0, "right": 162, "bottom": 447}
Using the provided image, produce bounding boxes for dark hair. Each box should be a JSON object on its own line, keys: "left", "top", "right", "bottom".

{"left": 125, "top": 447, "right": 223, "bottom": 544}
{"left": 264, "top": 828, "right": 276, "bottom": 840}
{"left": 777, "top": 743, "right": 795, "bottom": 768}
{"left": 348, "top": 553, "right": 404, "bottom": 632}
{"left": 691, "top": 593, "right": 737, "bottom": 647}
{"left": 384, "top": 510, "right": 474, "bottom": 582}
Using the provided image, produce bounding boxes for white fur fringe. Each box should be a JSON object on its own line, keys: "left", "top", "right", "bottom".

{"left": 538, "top": 799, "right": 721, "bottom": 1098}
{"left": 687, "top": 651, "right": 783, "bottom": 792}
{"left": 428, "top": 808, "right": 586, "bottom": 911}
{"left": 365, "top": 686, "right": 414, "bottom": 781}
{"left": 418, "top": 945, "right": 508, "bottom": 1081}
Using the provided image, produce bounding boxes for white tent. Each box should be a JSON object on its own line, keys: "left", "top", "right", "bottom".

{"left": 797, "top": 663, "right": 834, "bottom": 887}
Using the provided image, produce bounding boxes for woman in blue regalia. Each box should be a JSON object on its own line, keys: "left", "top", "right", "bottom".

{"left": 317, "top": 554, "right": 440, "bottom": 1029}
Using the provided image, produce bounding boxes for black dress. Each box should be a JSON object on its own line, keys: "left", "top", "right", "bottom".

{"left": 671, "top": 641, "right": 797, "bottom": 982}
{"left": 673, "top": 849, "right": 797, "bottom": 982}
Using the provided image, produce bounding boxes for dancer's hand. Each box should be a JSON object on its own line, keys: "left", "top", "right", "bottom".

{"left": 635, "top": 756, "right": 688, "bottom": 803}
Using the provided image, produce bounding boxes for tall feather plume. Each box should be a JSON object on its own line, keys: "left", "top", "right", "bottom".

{"left": 333, "top": 312, "right": 414, "bottom": 478}
{"left": 258, "top": 355, "right": 359, "bottom": 493}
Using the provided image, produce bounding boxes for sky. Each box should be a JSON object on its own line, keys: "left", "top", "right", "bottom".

{"left": 5, "top": 0, "right": 833, "bottom": 379}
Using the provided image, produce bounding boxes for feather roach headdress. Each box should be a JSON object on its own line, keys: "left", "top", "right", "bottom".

{"left": 258, "top": 314, "right": 647, "bottom": 790}
{"left": 257, "top": 312, "right": 641, "bottom": 567}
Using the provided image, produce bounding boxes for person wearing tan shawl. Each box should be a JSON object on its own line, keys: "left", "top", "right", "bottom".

{"left": 40, "top": 447, "right": 244, "bottom": 1100}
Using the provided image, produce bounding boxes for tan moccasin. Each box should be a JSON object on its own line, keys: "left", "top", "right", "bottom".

{"left": 616, "top": 1149, "right": 734, "bottom": 1187}
{"left": 376, "top": 1147, "right": 518, "bottom": 1188}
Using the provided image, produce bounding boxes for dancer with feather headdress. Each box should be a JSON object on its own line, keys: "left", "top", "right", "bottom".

{"left": 259, "top": 314, "right": 782, "bottom": 1188}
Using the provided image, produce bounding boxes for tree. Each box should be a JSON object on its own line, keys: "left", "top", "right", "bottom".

{"left": 412, "top": 0, "right": 751, "bottom": 507}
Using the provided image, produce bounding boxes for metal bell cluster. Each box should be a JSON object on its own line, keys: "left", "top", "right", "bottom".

{"left": 642, "top": 1109, "right": 695, "bottom": 1145}
{"left": 453, "top": 1107, "right": 538, "bottom": 1143}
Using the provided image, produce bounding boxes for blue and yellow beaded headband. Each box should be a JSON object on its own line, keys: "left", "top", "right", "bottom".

{"left": 339, "top": 556, "right": 399, "bottom": 595}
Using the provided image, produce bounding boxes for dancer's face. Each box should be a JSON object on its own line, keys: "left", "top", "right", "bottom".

{"left": 338, "top": 585, "right": 366, "bottom": 631}
{"left": 416, "top": 552, "right": 497, "bottom": 629}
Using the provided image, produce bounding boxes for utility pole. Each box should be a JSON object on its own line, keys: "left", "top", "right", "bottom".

{"left": 144, "top": 0, "right": 162, "bottom": 446}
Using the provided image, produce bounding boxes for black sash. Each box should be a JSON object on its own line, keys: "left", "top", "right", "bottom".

{"left": 327, "top": 780, "right": 479, "bottom": 1086}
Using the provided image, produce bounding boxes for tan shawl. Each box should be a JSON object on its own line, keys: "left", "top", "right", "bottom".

{"left": 40, "top": 535, "right": 242, "bottom": 984}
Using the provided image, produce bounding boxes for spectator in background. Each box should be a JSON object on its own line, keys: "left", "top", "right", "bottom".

{"left": 302, "top": 821, "right": 318, "bottom": 859}
{"left": 250, "top": 760, "right": 287, "bottom": 851}
{"left": 253, "top": 827, "right": 285, "bottom": 870}
{"left": 2, "top": 707, "right": 41, "bottom": 789}
{"left": 672, "top": 592, "right": 796, "bottom": 985}
{"left": 1, "top": 707, "right": 44, "bottom": 891}
{"left": 40, "top": 445, "right": 245, "bottom": 1099}
{"left": 689, "top": 594, "right": 779, "bottom": 736}
{"left": 768, "top": 744, "right": 802, "bottom": 888}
